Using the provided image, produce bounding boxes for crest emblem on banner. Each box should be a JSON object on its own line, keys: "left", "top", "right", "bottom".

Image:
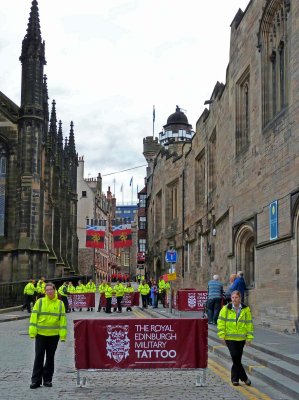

{"left": 106, "top": 325, "right": 130, "bottom": 363}
{"left": 187, "top": 293, "right": 196, "bottom": 308}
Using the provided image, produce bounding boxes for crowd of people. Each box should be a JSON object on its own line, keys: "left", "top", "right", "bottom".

{"left": 21, "top": 276, "right": 171, "bottom": 315}
{"left": 24, "top": 272, "right": 253, "bottom": 389}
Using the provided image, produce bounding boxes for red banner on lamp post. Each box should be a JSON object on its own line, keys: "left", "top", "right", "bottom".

{"left": 74, "top": 318, "right": 208, "bottom": 370}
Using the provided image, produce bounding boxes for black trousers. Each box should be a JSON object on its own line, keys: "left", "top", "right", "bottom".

{"left": 141, "top": 294, "right": 148, "bottom": 308}
{"left": 61, "top": 296, "right": 69, "bottom": 312}
{"left": 105, "top": 297, "right": 112, "bottom": 313}
{"left": 116, "top": 296, "right": 123, "bottom": 312}
{"left": 23, "top": 294, "right": 34, "bottom": 312}
{"left": 31, "top": 334, "right": 59, "bottom": 385}
{"left": 225, "top": 340, "right": 248, "bottom": 383}
{"left": 207, "top": 298, "right": 222, "bottom": 324}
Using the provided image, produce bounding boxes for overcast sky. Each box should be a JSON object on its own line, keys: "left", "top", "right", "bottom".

{"left": 1, "top": 0, "right": 250, "bottom": 203}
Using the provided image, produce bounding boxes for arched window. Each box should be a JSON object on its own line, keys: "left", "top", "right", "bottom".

{"left": 0, "top": 142, "right": 7, "bottom": 236}
{"left": 235, "top": 224, "right": 255, "bottom": 287}
{"left": 258, "top": 0, "right": 290, "bottom": 126}
{"left": 236, "top": 68, "right": 250, "bottom": 155}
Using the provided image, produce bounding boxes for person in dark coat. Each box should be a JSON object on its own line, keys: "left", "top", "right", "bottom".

{"left": 230, "top": 271, "right": 246, "bottom": 302}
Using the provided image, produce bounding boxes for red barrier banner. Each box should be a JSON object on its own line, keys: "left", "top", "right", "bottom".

{"left": 74, "top": 318, "right": 207, "bottom": 370}
{"left": 176, "top": 290, "right": 207, "bottom": 311}
{"left": 68, "top": 293, "right": 95, "bottom": 308}
{"left": 100, "top": 292, "right": 139, "bottom": 307}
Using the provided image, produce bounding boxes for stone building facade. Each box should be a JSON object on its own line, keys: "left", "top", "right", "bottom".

{"left": 0, "top": 0, "right": 79, "bottom": 286}
{"left": 77, "top": 157, "right": 117, "bottom": 281}
{"left": 144, "top": 0, "right": 299, "bottom": 333}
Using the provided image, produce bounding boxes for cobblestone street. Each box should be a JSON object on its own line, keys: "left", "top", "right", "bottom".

{"left": 0, "top": 311, "right": 252, "bottom": 400}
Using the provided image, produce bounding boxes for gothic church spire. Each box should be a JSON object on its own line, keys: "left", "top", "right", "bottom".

{"left": 19, "top": 0, "right": 46, "bottom": 114}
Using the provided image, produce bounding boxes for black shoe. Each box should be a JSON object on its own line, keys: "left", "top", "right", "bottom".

{"left": 232, "top": 382, "right": 239, "bottom": 386}
{"left": 79, "top": 309, "right": 82, "bottom": 311}
{"left": 244, "top": 379, "right": 251, "bottom": 386}
{"left": 43, "top": 382, "right": 52, "bottom": 387}
{"left": 87, "top": 308, "right": 90, "bottom": 311}
{"left": 30, "top": 383, "right": 41, "bottom": 389}
{"left": 97, "top": 310, "right": 101, "bottom": 312}
{"left": 90, "top": 308, "right": 93, "bottom": 311}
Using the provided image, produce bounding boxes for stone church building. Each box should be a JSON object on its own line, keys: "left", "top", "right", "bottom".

{"left": 144, "top": 0, "right": 299, "bottom": 333}
{"left": 0, "top": 0, "right": 79, "bottom": 287}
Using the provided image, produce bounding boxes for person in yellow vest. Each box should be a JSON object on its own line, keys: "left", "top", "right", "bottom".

{"left": 164, "top": 281, "right": 171, "bottom": 308}
{"left": 85, "top": 279, "right": 96, "bottom": 311}
{"left": 67, "top": 281, "right": 76, "bottom": 312}
{"left": 158, "top": 277, "right": 166, "bottom": 308}
{"left": 29, "top": 282, "right": 67, "bottom": 389}
{"left": 97, "top": 279, "right": 107, "bottom": 312}
{"left": 125, "top": 282, "right": 134, "bottom": 312}
{"left": 217, "top": 290, "right": 254, "bottom": 386}
{"left": 138, "top": 280, "right": 150, "bottom": 309}
{"left": 58, "top": 282, "right": 70, "bottom": 313}
{"left": 104, "top": 282, "right": 113, "bottom": 314}
{"left": 113, "top": 280, "right": 125, "bottom": 313}
{"left": 36, "top": 277, "right": 46, "bottom": 299}
{"left": 22, "top": 279, "right": 36, "bottom": 313}
{"left": 76, "top": 280, "right": 86, "bottom": 311}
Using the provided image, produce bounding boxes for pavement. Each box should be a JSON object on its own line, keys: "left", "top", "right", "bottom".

{"left": 0, "top": 301, "right": 297, "bottom": 400}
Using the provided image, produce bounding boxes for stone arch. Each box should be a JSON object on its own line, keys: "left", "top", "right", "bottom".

{"left": 293, "top": 206, "right": 299, "bottom": 332}
{"left": 235, "top": 224, "right": 255, "bottom": 287}
{"left": 0, "top": 140, "right": 8, "bottom": 236}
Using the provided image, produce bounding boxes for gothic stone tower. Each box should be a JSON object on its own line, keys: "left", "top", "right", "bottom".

{"left": 0, "top": 0, "right": 79, "bottom": 285}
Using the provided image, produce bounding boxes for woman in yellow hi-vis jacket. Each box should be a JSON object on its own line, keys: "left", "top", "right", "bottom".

{"left": 217, "top": 290, "right": 254, "bottom": 386}
{"left": 29, "top": 282, "right": 67, "bottom": 389}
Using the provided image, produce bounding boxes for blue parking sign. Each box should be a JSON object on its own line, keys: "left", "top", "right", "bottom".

{"left": 165, "top": 249, "right": 177, "bottom": 263}
{"left": 269, "top": 200, "right": 278, "bottom": 240}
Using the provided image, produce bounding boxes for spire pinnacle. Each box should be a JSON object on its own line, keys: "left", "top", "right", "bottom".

{"left": 20, "top": 0, "right": 45, "bottom": 62}
{"left": 68, "top": 121, "right": 76, "bottom": 157}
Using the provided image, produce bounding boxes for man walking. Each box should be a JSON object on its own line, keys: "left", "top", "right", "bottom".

{"left": 230, "top": 271, "right": 246, "bottom": 302}
{"left": 207, "top": 274, "right": 224, "bottom": 324}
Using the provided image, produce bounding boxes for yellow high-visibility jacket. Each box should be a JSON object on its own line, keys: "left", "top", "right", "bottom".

{"left": 158, "top": 279, "right": 166, "bottom": 293}
{"left": 67, "top": 284, "right": 76, "bottom": 294}
{"left": 76, "top": 284, "right": 86, "bottom": 293}
{"left": 217, "top": 303, "right": 254, "bottom": 342}
{"left": 125, "top": 286, "right": 134, "bottom": 293}
{"left": 37, "top": 280, "right": 46, "bottom": 295}
{"left": 29, "top": 295, "right": 67, "bottom": 340}
{"left": 58, "top": 284, "right": 68, "bottom": 297}
{"left": 114, "top": 283, "right": 125, "bottom": 297}
{"left": 85, "top": 282, "right": 96, "bottom": 293}
{"left": 24, "top": 282, "right": 36, "bottom": 295}
{"left": 98, "top": 283, "right": 107, "bottom": 294}
{"left": 105, "top": 286, "right": 113, "bottom": 299}
{"left": 138, "top": 283, "right": 150, "bottom": 295}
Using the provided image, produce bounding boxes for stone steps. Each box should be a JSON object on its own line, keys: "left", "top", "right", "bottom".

{"left": 208, "top": 331, "right": 299, "bottom": 399}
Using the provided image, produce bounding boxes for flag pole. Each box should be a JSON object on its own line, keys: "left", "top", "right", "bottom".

{"left": 153, "top": 105, "right": 155, "bottom": 138}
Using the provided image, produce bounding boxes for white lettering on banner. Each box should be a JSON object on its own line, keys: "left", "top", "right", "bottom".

{"left": 135, "top": 349, "right": 177, "bottom": 358}
{"left": 135, "top": 333, "right": 177, "bottom": 341}
{"left": 135, "top": 341, "right": 166, "bottom": 349}
{"left": 134, "top": 324, "right": 177, "bottom": 360}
